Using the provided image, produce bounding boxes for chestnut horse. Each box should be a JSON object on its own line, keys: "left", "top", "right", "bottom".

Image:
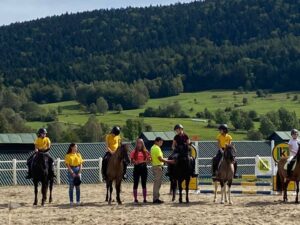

{"left": 213, "top": 144, "right": 235, "bottom": 204}
{"left": 278, "top": 144, "right": 300, "bottom": 203}
{"left": 105, "top": 144, "right": 129, "bottom": 204}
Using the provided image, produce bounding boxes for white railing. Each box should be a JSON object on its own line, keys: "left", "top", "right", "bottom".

{"left": 0, "top": 158, "right": 105, "bottom": 185}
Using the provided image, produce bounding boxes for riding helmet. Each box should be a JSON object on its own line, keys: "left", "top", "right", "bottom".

{"left": 111, "top": 126, "right": 121, "bottom": 135}
{"left": 73, "top": 176, "right": 82, "bottom": 186}
{"left": 174, "top": 124, "right": 184, "bottom": 130}
{"left": 37, "top": 128, "right": 47, "bottom": 135}
{"left": 291, "top": 129, "right": 298, "bottom": 135}
{"left": 218, "top": 124, "right": 228, "bottom": 132}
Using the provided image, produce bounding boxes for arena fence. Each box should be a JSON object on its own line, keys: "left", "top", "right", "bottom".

{"left": 0, "top": 141, "right": 275, "bottom": 189}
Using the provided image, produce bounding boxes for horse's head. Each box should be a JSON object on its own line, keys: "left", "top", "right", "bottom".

{"left": 33, "top": 152, "right": 49, "bottom": 171}
{"left": 223, "top": 144, "right": 236, "bottom": 163}
{"left": 118, "top": 144, "right": 129, "bottom": 162}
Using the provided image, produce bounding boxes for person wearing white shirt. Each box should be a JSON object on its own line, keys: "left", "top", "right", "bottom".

{"left": 287, "top": 129, "right": 300, "bottom": 177}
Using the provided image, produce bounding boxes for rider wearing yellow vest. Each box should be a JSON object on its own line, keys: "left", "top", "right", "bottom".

{"left": 26, "top": 128, "right": 55, "bottom": 179}
{"left": 101, "top": 126, "right": 128, "bottom": 181}
{"left": 212, "top": 124, "right": 237, "bottom": 178}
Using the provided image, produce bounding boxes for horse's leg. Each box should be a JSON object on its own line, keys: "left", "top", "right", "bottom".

{"left": 171, "top": 179, "right": 176, "bottom": 202}
{"left": 213, "top": 180, "right": 218, "bottom": 203}
{"left": 108, "top": 181, "right": 113, "bottom": 204}
{"left": 33, "top": 180, "right": 38, "bottom": 206}
{"left": 41, "top": 179, "right": 48, "bottom": 206}
{"left": 295, "top": 181, "right": 299, "bottom": 204}
{"left": 228, "top": 180, "right": 233, "bottom": 205}
{"left": 185, "top": 177, "right": 190, "bottom": 203}
{"left": 105, "top": 181, "right": 109, "bottom": 202}
{"left": 116, "top": 180, "right": 122, "bottom": 205}
{"left": 224, "top": 181, "right": 228, "bottom": 203}
{"left": 220, "top": 181, "right": 225, "bottom": 204}
{"left": 49, "top": 178, "right": 53, "bottom": 203}
{"left": 178, "top": 179, "right": 183, "bottom": 203}
{"left": 284, "top": 180, "right": 290, "bottom": 202}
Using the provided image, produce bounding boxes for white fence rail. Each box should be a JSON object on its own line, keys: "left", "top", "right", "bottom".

{"left": 0, "top": 156, "right": 263, "bottom": 186}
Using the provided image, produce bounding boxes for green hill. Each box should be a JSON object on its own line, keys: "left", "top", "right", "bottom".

{"left": 0, "top": 0, "right": 300, "bottom": 93}
{"left": 27, "top": 90, "right": 300, "bottom": 140}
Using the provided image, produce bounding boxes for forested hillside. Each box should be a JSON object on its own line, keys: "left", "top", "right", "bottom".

{"left": 0, "top": 0, "right": 300, "bottom": 93}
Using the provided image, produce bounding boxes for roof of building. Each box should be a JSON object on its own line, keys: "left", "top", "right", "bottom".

{"left": 140, "top": 131, "right": 176, "bottom": 141}
{"left": 268, "top": 131, "right": 291, "bottom": 141}
{"left": 0, "top": 133, "right": 37, "bottom": 144}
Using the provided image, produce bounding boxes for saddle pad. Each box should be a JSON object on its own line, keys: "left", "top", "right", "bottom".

{"left": 284, "top": 160, "right": 297, "bottom": 171}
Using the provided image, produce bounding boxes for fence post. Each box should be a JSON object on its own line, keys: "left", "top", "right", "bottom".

{"left": 99, "top": 157, "right": 103, "bottom": 183}
{"left": 56, "top": 158, "right": 61, "bottom": 185}
{"left": 12, "top": 159, "right": 17, "bottom": 185}
{"left": 194, "top": 141, "right": 199, "bottom": 175}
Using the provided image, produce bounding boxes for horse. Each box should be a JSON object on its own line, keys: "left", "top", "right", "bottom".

{"left": 213, "top": 144, "right": 235, "bottom": 205}
{"left": 32, "top": 152, "right": 54, "bottom": 206}
{"left": 278, "top": 145, "right": 300, "bottom": 203}
{"left": 105, "top": 144, "right": 129, "bottom": 205}
{"left": 169, "top": 145, "right": 192, "bottom": 203}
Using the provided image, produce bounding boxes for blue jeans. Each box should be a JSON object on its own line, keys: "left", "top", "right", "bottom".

{"left": 67, "top": 166, "right": 81, "bottom": 203}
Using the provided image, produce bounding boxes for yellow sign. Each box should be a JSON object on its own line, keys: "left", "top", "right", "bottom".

{"left": 257, "top": 158, "right": 271, "bottom": 172}
{"left": 272, "top": 143, "right": 289, "bottom": 163}
{"left": 273, "top": 176, "right": 295, "bottom": 192}
{"left": 181, "top": 145, "right": 198, "bottom": 190}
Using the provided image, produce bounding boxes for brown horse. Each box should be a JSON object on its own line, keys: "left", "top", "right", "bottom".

{"left": 278, "top": 145, "right": 300, "bottom": 203}
{"left": 105, "top": 144, "right": 129, "bottom": 204}
{"left": 213, "top": 144, "right": 235, "bottom": 204}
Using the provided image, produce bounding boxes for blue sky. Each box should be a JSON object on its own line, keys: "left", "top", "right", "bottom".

{"left": 0, "top": 0, "right": 195, "bottom": 26}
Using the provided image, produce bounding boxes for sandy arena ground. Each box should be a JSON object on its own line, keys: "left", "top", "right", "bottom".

{"left": 0, "top": 183, "right": 299, "bottom": 225}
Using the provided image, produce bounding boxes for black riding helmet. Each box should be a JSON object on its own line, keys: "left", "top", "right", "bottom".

{"left": 37, "top": 128, "right": 47, "bottom": 135}
{"left": 218, "top": 124, "right": 228, "bottom": 133}
{"left": 111, "top": 126, "right": 121, "bottom": 135}
{"left": 174, "top": 124, "right": 184, "bottom": 130}
{"left": 291, "top": 129, "right": 298, "bottom": 135}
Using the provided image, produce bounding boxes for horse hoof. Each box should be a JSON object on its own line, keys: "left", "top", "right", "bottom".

{"left": 229, "top": 201, "right": 233, "bottom": 205}
{"left": 108, "top": 201, "right": 112, "bottom": 205}
{"left": 117, "top": 201, "right": 122, "bottom": 205}
{"left": 220, "top": 201, "right": 224, "bottom": 204}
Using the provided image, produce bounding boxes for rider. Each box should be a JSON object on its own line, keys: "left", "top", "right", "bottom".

{"left": 101, "top": 126, "right": 128, "bottom": 181}
{"left": 26, "top": 128, "right": 55, "bottom": 179}
{"left": 287, "top": 129, "right": 300, "bottom": 177}
{"left": 212, "top": 124, "right": 237, "bottom": 179}
{"left": 166, "top": 124, "right": 197, "bottom": 177}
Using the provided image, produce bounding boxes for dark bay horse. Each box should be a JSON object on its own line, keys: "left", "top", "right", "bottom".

{"left": 278, "top": 145, "right": 300, "bottom": 203}
{"left": 169, "top": 145, "right": 192, "bottom": 203}
{"left": 32, "top": 152, "right": 54, "bottom": 206}
{"left": 213, "top": 144, "right": 235, "bottom": 204}
{"left": 105, "top": 144, "right": 129, "bottom": 205}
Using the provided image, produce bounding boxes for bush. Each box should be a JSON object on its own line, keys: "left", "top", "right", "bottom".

{"left": 247, "top": 130, "right": 263, "bottom": 140}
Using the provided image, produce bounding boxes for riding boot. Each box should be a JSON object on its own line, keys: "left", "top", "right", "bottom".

{"left": 212, "top": 158, "right": 218, "bottom": 178}
{"left": 287, "top": 160, "right": 295, "bottom": 177}
{"left": 233, "top": 161, "right": 238, "bottom": 178}
{"left": 25, "top": 166, "right": 32, "bottom": 179}
{"left": 25, "top": 154, "right": 34, "bottom": 179}
{"left": 123, "top": 161, "right": 128, "bottom": 180}
{"left": 190, "top": 157, "right": 198, "bottom": 178}
{"left": 101, "top": 158, "right": 107, "bottom": 181}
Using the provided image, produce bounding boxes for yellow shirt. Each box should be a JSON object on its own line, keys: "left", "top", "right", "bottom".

{"left": 151, "top": 144, "right": 163, "bottom": 166}
{"left": 106, "top": 134, "right": 121, "bottom": 152}
{"left": 217, "top": 134, "right": 232, "bottom": 149}
{"left": 65, "top": 153, "right": 83, "bottom": 167}
{"left": 34, "top": 137, "right": 51, "bottom": 151}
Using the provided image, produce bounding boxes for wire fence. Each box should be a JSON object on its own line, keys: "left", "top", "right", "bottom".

{"left": 0, "top": 141, "right": 274, "bottom": 186}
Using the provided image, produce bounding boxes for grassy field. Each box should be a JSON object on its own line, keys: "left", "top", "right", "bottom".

{"left": 26, "top": 90, "right": 300, "bottom": 140}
